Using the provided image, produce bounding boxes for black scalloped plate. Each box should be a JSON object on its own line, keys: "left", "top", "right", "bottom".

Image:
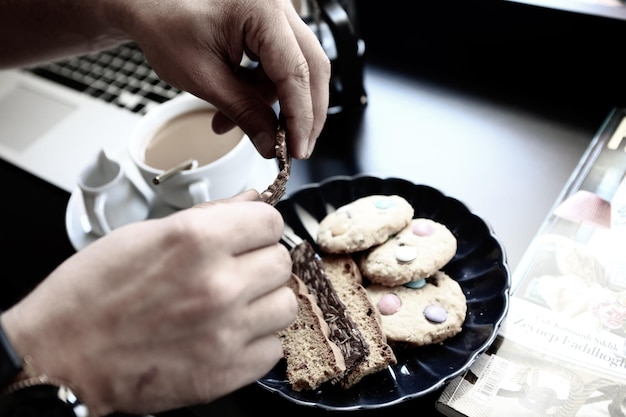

{"left": 258, "top": 175, "right": 511, "bottom": 410}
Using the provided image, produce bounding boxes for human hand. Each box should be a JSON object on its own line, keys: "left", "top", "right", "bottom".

{"left": 110, "top": 0, "right": 331, "bottom": 160}
{"left": 0, "top": 190, "right": 296, "bottom": 416}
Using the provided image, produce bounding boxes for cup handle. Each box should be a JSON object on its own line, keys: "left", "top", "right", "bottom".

{"left": 92, "top": 194, "right": 113, "bottom": 236}
{"left": 188, "top": 180, "right": 210, "bottom": 205}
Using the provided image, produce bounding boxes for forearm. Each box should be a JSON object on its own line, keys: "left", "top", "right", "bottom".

{"left": 0, "top": 0, "right": 130, "bottom": 68}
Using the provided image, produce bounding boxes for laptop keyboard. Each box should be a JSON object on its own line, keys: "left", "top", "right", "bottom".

{"left": 27, "top": 42, "right": 183, "bottom": 115}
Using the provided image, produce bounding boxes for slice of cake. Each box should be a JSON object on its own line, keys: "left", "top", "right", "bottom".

{"left": 321, "top": 254, "right": 397, "bottom": 388}
{"left": 277, "top": 273, "right": 346, "bottom": 391}
{"left": 290, "top": 242, "right": 370, "bottom": 375}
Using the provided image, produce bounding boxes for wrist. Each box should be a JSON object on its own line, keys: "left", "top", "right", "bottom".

{"left": 0, "top": 314, "right": 22, "bottom": 388}
{"left": 98, "top": 0, "right": 140, "bottom": 44}
{"left": 0, "top": 311, "right": 94, "bottom": 416}
{"left": 1, "top": 372, "right": 88, "bottom": 417}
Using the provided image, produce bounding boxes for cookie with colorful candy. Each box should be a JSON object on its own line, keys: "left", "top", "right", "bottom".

{"left": 358, "top": 218, "right": 457, "bottom": 287}
{"left": 365, "top": 271, "right": 467, "bottom": 347}
{"left": 316, "top": 195, "right": 414, "bottom": 254}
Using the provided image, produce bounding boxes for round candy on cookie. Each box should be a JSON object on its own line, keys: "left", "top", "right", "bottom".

{"left": 365, "top": 271, "right": 467, "bottom": 346}
{"left": 358, "top": 218, "right": 457, "bottom": 287}
{"left": 316, "top": 195, "right": 414, "bottom": 254}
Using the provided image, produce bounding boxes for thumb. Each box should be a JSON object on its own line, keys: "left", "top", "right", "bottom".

{"left": 193, "top": 189, "right": 261, "bottom": 208}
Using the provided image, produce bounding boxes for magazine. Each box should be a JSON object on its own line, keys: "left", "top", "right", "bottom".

{"left": 436, "top": 107, "right": 626, "bottom": 417}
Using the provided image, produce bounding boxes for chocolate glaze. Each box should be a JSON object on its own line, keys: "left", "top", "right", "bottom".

{"left": 290, "top": 241, "right": 369, "bottom": 372}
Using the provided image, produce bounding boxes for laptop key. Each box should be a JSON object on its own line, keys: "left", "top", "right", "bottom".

{"left": 26, "top": 42, "right": 183, "bottom": 114}
{"left": 29, "top": 67, "right": 89, "bottom": 92}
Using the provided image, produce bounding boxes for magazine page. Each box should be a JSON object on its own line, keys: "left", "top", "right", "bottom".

{"left": 507, "top": 233, "right": 626, "bottom": 379}
{"left": 436, "top": 108, "right": 626, "bottom": 417}
{"left": 437, "top": 334, "right": 624, "bottom": 417}
{"left": 437, "top": 232, "right": 626, "bottom": 417}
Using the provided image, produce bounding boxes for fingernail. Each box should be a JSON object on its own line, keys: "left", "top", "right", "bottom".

{"left": 306, "top": 138, "right": 316, "bottom": 158}
{"left": 298, "top": 138, "right": 311, "bottom": 159}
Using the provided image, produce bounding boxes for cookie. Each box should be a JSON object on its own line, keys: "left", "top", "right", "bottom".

{"left": 358, "top": 218, "right": 456, "bottom": 287}
{"left": 316, "top": 195, "right": 414, "bottom": 254}
{"left": 365, "top": 271, "right": 467, "bottom": 346}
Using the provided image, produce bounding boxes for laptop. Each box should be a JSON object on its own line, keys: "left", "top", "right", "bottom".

{"left": 0, "top": 42, "right": 183, "bottom": 193}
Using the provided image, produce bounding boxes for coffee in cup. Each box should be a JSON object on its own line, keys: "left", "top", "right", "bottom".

{"left": 129, "top": 93, "right": 258, "bottom": 209}
{"left": 142, "top": 108, "right": 243, "bottom": 170}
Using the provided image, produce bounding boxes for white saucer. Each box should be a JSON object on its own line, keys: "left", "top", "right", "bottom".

{"left": 66, "top": 150, "right": 279, "bottom": 251}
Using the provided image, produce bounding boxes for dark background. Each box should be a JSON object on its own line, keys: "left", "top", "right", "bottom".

{"left": 353, "top": 0, "right": 626, "bottom": 134}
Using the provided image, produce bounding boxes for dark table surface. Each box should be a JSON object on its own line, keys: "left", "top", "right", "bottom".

{"left": 3, "top": 1, "right": 626, "bottom": 415}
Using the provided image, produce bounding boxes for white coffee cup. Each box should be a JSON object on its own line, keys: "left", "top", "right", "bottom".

{"left": 128, "top": 93, "right": 258, "bottom": 209}
{"left": 78, "top": 149, "right": 149, "bottom": 236}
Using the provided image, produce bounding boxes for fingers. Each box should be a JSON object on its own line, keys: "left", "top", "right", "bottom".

{"left": 242, "top": 333, "right": 285, "bottom": 375}
{"left": 233, "top": 242, "right": 292, "bottom": 301}
{"left": 210, "top": 65, "right": 277, "bottom": 142}
{"left": 190, "top": 194, "right": 296, "bottom": 318}
{"left": 283, "top": 5, "right": 331, "bottom": 157}
{"left": 193, "top": 189, "right": 260, "bottom": 207}
{"left": 205, "top": 1, "right": 330, "bottom": 160}
{"left": 245, "top": 284, "right": 297, "bottom": 340}
{"left": 200, "top": 63, "right": 282, "bottom": 159}
{"left": 224, "top": 188, "right": 261, "bottom": 202}
{"left": 184, "top": 198, "right": 283, "bottom": 254}
{"left": 245, "top": 9, "right": 317, "bottom": 159}
{"left": 207, "top": 332, "right": 285, "bottom": 399}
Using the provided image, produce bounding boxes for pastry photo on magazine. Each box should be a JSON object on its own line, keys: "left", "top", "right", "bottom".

{"left": 436, "top": 107, "right": 626, "bottom": 417}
